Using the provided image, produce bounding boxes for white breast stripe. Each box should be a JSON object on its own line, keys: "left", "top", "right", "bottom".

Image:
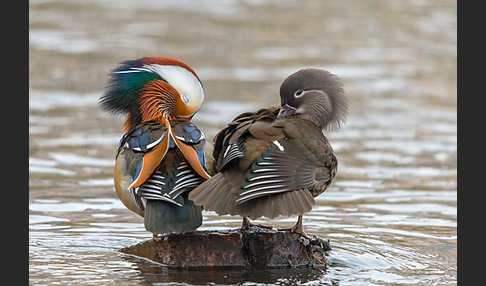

{"left": 150, "top": 174, "right": 165, "bottom": 180}
{"left": 145, "top": 179, "right": 165, "bottom": 186}
{"left": 157, "top": 196, "right": 182, "bottom": 207}
{"left": 177, "top": 162, "right": 189, "bottom": 170}
{"left": 175, "top": 170, "right": 193, "bottom": 182}
{"left": 140, "top": 184, "right": 162, "bottom": 191}
{"left": 138, "top": 187, "right": 183, "bottom": 207}
{"left": 170, "top": 177, "right": 202, "bottom": 195}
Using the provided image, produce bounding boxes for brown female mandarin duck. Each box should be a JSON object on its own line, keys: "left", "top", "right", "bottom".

{"left": 189, "top": 68, "right": 348, "bottom": 236}
{"left": 99, "top": 57, "right": 210, "bottom": 236}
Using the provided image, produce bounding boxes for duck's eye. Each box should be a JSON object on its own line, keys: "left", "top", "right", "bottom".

{"left": 181, "top": 94, "right": 189, "bottom": 104}
{"left": 294, "top": 89, "right": 304, "bottom": 98}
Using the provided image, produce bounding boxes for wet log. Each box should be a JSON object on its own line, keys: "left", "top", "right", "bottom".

{"left": 119, "top": 227, "right": 331, "bottom": 268}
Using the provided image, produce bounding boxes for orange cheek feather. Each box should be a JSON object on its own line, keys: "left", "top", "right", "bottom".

{"left": 174, "top": 97, "right": 194, "bottom": 118}
{"left": 139, "top": 80, "right": 178, "bottom": 124}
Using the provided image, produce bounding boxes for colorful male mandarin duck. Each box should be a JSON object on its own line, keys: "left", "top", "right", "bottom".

{"left": 189, "top": 68, "right": 348, "bottom": 237}
{"left": 99, "top": 57, "right": 210, "bottom": 236}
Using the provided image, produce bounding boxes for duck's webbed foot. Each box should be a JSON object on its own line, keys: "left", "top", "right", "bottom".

{"left": 241, "top": 216, "right": 273, "bottom": 230}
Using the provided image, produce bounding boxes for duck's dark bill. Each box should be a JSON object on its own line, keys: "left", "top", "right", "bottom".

{"left": 277, "top": 104, "right": 296, "bottom": 118}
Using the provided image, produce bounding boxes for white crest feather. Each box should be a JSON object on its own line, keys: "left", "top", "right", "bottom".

{"left": 127, "top": 64, "right": 205, "bottom": 114}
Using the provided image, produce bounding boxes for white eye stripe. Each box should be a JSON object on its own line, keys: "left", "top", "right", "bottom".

{"left": 142, "top": 64, "right": 204, "bottom": 108}
{"left": 117, "top": 64, "right": 204, "bottom": 100}
{"left": 294, "top": 89, "right": 327, "bottom": 99}
{"left": 294, "top": 89, "right": 305, "bottom": 98}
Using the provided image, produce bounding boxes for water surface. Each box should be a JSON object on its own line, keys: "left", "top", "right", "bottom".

{"left": 29, "top": 0, "right": 456, "bottom": 285}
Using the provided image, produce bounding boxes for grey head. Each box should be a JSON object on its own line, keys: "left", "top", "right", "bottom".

{"left": 278, "top": 68, "right": 348, "bottom": 130}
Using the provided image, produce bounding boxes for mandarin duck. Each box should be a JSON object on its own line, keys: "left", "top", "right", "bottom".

{"left": 99, "top": 57, "right": 211, "bottom": 236}
{"left": 189, "top": 68, "right": 348, "bottom": 237}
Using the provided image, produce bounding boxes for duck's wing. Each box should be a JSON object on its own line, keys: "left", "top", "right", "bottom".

{"left": 117, "top": 121, "right": 170, "bottom": 190}
{"left": 119, "top": 120, "right": 207, "bottom": 203}
{"left": 213, "top": 107, "right": 279, "bottom": 172}
{"left": 114, "top": 121, "right": 168, "bottom": 215}
{"left": 120, "top": 119, "right": 210, "bottom": 190}
{"left": 170, "top": 120, "right": 211, "bottom": 179}
{"left": 189, "top": 116, "right": 337, "bottom": 219}
{"left": 235, "top": 118, "right": 337, "bottom": 204}
{"left": 136, "top": 121, "right": 207, "bottom": 234}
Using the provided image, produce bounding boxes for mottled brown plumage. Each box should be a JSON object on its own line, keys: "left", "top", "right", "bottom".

{"left": 189, "top": 68, "right": 348, "bottom": 234}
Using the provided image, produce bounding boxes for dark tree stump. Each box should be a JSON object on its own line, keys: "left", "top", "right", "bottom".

{"left": 120, "top": 227, "right": 331, "bottom": 268}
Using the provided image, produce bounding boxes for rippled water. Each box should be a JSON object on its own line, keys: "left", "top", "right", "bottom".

{"left": 30, "top": 0, "right": 456, "bottom": 285}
